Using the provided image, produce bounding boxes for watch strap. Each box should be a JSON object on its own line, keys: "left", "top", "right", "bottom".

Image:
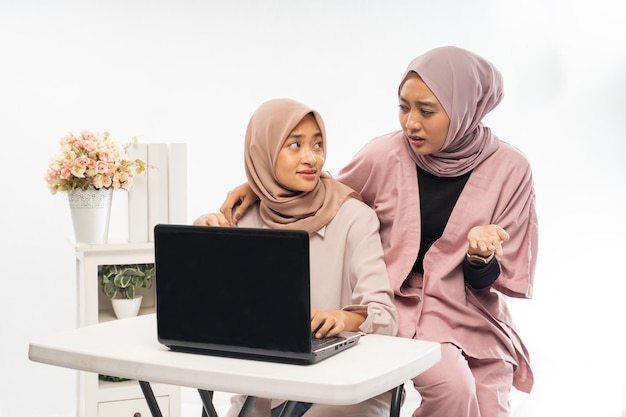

{"left": 466, "top": 251, "right": 495, "bottom": 266}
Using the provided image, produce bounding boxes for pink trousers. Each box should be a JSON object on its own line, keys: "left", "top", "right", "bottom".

{"left": 411, "top": 343, "right": 514, "bottom": 417}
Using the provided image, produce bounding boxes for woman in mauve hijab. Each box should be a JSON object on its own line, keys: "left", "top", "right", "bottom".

{"left": 204, "top": 47, "right": 538, "bottom": 417}
{"left": 198, "top": 98, "right": 399, "bottom": 417}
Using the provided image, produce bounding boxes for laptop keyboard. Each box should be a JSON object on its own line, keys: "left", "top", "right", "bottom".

{"left": 311, "top": 335, "right": 343, "bottom": 350}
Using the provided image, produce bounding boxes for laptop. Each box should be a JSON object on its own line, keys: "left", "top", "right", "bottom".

{"left": 153, "top": 224, "right": 361, "bottom": 365}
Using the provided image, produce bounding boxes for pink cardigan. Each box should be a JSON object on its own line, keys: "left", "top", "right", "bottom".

{"left": 337, "top": 131, "right": 538, "bottom": 393}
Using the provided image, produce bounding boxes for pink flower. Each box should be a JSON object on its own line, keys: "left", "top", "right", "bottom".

{"left": 94, "top": 160, "right": 108, "bottom": 174}
{"left": 122, "top": 177, "right": 134, "bottom": 190}
{"left": 99, "top": 149, "right": 112, "bottom": 161}
{"left": 46, "top": 167, "right": 58, "bottom": 181}
{"left": 80, "top": 130, "right": 97, "bottom": 141}
{"left": 75, "top": 155, "right": 90, "bottom": 167}
{"left": 115, "top": 171, "right": 130, "bottom": 183}
{"left": 102, "top": 175, "right": 113, "bottom": 188}
{"left": 60, "top": 167, "right": 72, "bottom": 179}
{"left": 61, "top": 132, "right": 77, "bottom": 144}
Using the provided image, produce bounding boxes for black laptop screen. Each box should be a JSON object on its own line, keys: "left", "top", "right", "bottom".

{"left": 154, "top": 225, "right": 312, "bottom": 358}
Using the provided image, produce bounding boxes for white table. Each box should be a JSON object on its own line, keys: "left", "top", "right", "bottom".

{"left": 29, "top": 314, "right": 440, "bottom": 417}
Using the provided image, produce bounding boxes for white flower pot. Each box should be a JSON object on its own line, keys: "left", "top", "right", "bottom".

{"left": 67, "top": 187, "right": 113, "bottom": 244}
{"left": 111, "top": 296, "right": 143, "bottom": 319}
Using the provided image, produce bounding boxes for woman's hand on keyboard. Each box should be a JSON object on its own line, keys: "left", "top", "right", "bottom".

{"left": 310, "top": 309, "right": 366, "bottom": 338}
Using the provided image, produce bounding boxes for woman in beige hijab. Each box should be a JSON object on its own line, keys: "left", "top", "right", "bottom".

{"left": 197, "top": 98, "right": 398, "bottom": 417}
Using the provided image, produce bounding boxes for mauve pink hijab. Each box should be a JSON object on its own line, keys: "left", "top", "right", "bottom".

{"left": 400, "top": 46, "right": 502, "bottom": 177}
{"left": 244, "top": 98, "right": 358, "bottom": 233}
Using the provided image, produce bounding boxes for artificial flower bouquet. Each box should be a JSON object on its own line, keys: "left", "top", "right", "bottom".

{"left": 45, "top": 130, "right": 146, "bottom": 194}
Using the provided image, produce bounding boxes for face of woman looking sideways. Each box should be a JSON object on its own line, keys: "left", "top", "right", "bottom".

{"left": 274, "top": 114, "right": 325, "bottom": 193}
{"left": 398, "top": 73, "right": 451, "bottom": 156}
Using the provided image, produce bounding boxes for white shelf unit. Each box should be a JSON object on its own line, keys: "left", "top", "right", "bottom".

{"left": 74, "top": 241, "right": 181, "bottom": 417}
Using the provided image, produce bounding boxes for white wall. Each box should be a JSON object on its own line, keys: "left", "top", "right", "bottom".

{"left": 1, "top": 1, "right": 624, "bottom": 416}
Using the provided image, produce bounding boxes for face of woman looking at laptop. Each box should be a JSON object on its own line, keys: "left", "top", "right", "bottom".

{"left": 274, "top": 114, "right": 325, "bottom": 193}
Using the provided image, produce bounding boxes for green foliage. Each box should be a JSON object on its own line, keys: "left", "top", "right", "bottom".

{"left": 99, "top": 374, "right": 130, "bottom": 382}
{"left": 98, "top": 263, "right": 155, "bottom": 300}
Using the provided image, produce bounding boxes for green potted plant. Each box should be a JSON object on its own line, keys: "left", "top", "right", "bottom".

{"left": 98, "top": 263, "right": 155, "bottom": 319}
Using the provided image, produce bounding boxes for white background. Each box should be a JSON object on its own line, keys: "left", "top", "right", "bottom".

{"left": 1, "top": 1, "right": 624, "bottom": 416}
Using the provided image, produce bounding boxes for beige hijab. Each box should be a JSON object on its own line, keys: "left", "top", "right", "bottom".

{"left": 244, "top": 98, "right": 359, "bottom": 233}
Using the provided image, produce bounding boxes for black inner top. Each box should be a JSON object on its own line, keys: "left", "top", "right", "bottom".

{"left": 410, "top": 166, "right": 499, "bottom": 289}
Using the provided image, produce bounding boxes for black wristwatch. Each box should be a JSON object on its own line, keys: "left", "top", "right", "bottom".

{"left": 466, "top": 251, "right": 495, "bottom": 267}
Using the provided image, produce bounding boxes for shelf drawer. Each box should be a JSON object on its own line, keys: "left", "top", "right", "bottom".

{"left": 98, "top": 395, "right": 170, "bottom": 417}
